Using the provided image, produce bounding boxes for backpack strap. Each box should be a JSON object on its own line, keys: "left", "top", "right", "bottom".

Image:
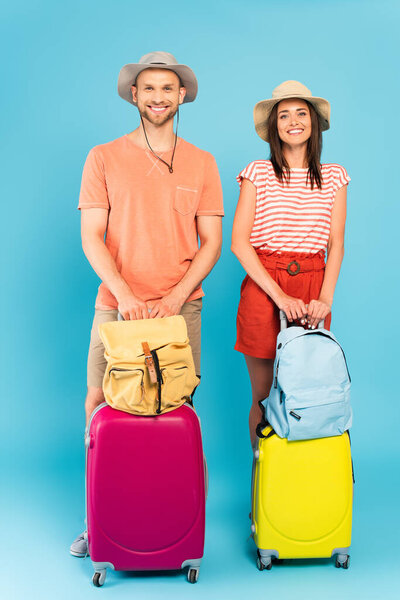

{"left": 256, "top": 423, "right": 276, "bottom": 439}
{"left": 142, "top": 342, "right": 158, "bottom": 384}
{"left": 150, "top": 349, "right": 163, "bottom": 414}
{"left": 142, "top": 342, "right": 163, "bottom": 414}
{"left": 189, "top": 374, "right": 201, "bottom": 405}
{"left": 255, "top": 398, "right": 276, "bottom": 439}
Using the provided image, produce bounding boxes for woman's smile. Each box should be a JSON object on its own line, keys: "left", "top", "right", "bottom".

{"left": 287, "top": 128, "right": 304, "bottom": 135}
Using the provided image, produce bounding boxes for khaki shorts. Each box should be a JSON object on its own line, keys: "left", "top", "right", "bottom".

{"left": 87, "top": 298, "right": 202, "bottom": 388}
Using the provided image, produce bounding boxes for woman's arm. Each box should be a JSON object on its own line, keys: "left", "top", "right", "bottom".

{"left": 307, "top": 185, "right": 347, "bottom": 327}
{"left": 231, "top": 178, "right": 307, "bottom": 322}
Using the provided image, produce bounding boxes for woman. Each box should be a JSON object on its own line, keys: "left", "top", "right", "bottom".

{"left": 231, "top": 80, "right": 350, "bottom": 446}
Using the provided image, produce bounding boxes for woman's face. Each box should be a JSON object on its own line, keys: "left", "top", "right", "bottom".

{"left": 276, "top": 99, "right": 312, "bottom": 146}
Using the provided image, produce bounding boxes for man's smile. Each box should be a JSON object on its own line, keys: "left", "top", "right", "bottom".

{"left": 148, "top": 105, "right": 169, "bottom": 114}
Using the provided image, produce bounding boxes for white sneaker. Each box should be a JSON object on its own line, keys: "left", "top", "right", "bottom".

{"left": 70, "top": 531, "right": 88, "bottom": 557}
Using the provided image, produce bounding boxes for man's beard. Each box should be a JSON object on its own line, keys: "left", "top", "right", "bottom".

{"left": 138, "top": 104, "right": 178, "bottom": 127}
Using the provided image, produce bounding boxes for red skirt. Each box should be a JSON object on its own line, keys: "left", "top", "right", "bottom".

{"left": 235, "top": 249, "right": 332, "bottom": 359}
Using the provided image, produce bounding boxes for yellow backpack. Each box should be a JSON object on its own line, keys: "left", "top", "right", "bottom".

{"left": 99, "top": 315, "right": 199, "bottom": 416}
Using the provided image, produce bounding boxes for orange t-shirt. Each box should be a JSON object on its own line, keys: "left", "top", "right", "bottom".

{"left": 78, "top": 135, "right": 224, "bottom": 309}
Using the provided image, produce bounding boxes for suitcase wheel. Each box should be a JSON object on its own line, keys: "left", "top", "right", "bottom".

{"left": 256, "top": 550, "right": 272, "bottom": 571}
{"left": 187, "top": 567, "right": 200, "bottom": 584}
{"left": 92, "top": 570, "right": 106, "bottom": 587}
{"left": 335, "top": 555, "right": 350, "bottom": 569}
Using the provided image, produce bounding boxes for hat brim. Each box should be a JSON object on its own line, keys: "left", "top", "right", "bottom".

{"left": 254, "top": 95, "right": 330, "bottom": 142}
{"left": 118, "top": 63, "right": 198, "bottom": 105}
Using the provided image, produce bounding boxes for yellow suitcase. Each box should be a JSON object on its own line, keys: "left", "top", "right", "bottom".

{"left": 251, "top": 426, "right": 353, "bottom": 570}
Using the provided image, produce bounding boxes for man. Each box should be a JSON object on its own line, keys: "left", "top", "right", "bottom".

{"left": 70, "top": 52, "right": 223, "bottom": 557}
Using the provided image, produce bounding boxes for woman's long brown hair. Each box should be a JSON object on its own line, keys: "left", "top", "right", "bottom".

{"left": 267, "top": 100, "right": 323, "bottom": 189}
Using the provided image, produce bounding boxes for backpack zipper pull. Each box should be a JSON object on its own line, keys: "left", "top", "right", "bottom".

{"left": 289, "top": 410, "right": 301, "bottom": 421}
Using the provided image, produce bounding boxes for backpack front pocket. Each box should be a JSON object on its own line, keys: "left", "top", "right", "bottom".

{"left": 285, "top": 394, "right": 348, "bottom": 441}
{"left": 106, "top": 367, "right": 148, "bottom": 414}
{"left": 160, "top": 366, "right": 189, "bottom": 412}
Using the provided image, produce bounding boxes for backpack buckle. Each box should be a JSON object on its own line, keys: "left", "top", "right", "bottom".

{"left": 287, "top": 260, "right": 300, "bottom": 276}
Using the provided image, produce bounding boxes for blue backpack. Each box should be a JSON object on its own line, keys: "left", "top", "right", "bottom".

{"left": 260, "top": 317, "right": 352, "bottom": 441}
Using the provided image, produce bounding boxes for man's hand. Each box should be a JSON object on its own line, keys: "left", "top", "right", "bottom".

{"left": 149, "top": 286, "right": 186, "bottom": 319}
{"left": 117, "top": 292, "right": 149, "bottom": 320}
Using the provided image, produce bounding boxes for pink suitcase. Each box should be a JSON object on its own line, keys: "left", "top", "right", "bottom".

{"left": 85, "top": 402, "right": 206, "bottom": 587}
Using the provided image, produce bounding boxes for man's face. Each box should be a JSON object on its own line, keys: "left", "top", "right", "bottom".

{"left": 131, "top": 69, "right": 186, "bottom": 127}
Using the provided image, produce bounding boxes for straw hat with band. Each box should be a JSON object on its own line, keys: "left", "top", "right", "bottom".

{"left": 118, "top": 51, "right": 198, "bottom": 106}
{"left": 254, "top": 80, "right": 330, "bottom": 143}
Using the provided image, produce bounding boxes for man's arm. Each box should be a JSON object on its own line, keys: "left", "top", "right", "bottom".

{"left": 149, "top": 215, "right": 223, "bottom": 318}
{"left": 81, "top": 208, "right": 149, "bottom": 319}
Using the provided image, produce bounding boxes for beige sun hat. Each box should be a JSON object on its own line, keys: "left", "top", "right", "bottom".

{"left": 254, "top": 80, "right": 330, "bottom": 142}
{"left": 118, "top": 51, "right": 198, "bottom": 106}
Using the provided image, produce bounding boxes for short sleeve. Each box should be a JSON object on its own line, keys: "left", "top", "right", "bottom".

{"left": 236, "top": 161, "right": 258, "bottom": 188}
{"left": 333, "top": 165, "right": 351, "bottom": 193}
{"left": 78, "top": 147, "right": 110, "bottom": 210}
{"left": 196, "top": 153, "right": 224, "bottom": 216}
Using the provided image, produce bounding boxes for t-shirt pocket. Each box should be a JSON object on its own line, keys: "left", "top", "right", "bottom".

{"left": 174, "top": 186, "right": 198, "bottom": 215}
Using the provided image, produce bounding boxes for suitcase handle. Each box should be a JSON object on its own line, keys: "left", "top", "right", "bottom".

{"left": 279, "top": 310, "right": 324, "bottom": 331}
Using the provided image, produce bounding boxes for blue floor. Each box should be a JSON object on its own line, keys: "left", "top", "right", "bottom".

{"left": 4, "top": 450, "right": 400, "bottom": 600}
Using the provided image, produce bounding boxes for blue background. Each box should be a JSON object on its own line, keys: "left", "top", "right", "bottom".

{"left": 2, "top": 0, "right": 399, "bottom": 598}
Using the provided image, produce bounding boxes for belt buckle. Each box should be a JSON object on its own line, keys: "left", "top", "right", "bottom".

{"left": 287, "top": 260, "right": 300, "bottom": 276}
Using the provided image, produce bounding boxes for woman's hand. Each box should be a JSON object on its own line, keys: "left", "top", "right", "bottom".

{"left": 306, "top": 298, "right": 331, "bottom": 329}
{"left": 274, "top": 293, "right": 308, "bottom": 323}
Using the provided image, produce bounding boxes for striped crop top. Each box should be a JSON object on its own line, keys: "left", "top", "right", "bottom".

{"left": 237, "top": 160, "right": 350, "bottom": 254}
